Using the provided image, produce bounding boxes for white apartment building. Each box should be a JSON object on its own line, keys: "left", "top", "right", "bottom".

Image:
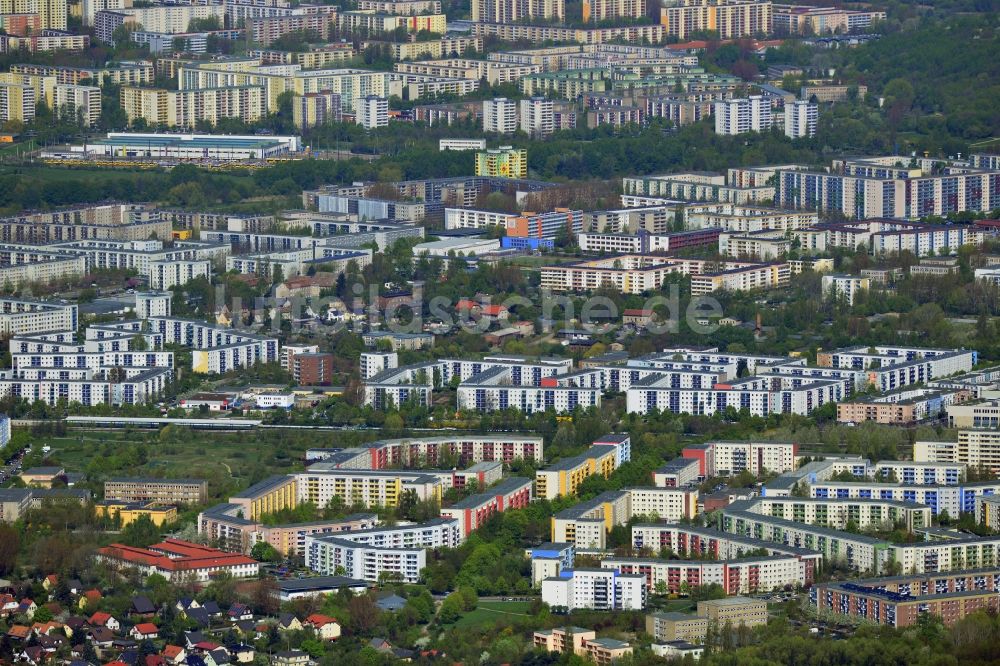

{"left": 872, "top": 460, "right": 964, "bottom": 485}
{"left": 809, "top": 480, "right": 1000, "bottom": 518}
{"left": 360, "top": 351, "right": 399, "bottom": 379}
{"left": 652, "top": 458, "right": 700, "bottom": 488}
{"left": 974, "top": 267, "right": 1000, "bottom": 286}
{"left": 439, "top": 138, "right": 486, "bottom": 151}
{"left": 135, "top": 292, "right": 172, "bottom": 319}
{"left": 304, "top": 518, "right": 461, "bottom": 583}
{"left": 82, "top": 0, "right": 127, "bottom": 25}
{"left": 483, "top": 97, "right": 517, "bottom": 134}
{"left": 147, "top": 316, "right": 279, "bottom": 372}
{"left": 281, "top": 344, "right": 320, "bottom": 372}
{"left": 784, "top": 100, "right": 817, "bottom": 139}
{"left": 551, "top": 488, "right": 698, "bottom": 549}
{"left": 148, "top": 259, "right": 211, "bottom": 290}
{"left": 821, "top": 274, "right": 870, "bottom": 305}
{"left": 718, "top": 231, "right": 791, "bottom": 260}
{"left": 95, "top": 5, "right": 227, "bottom": 43}
{"left": 444, "top": 208, "right": 516, "bottom": 230}
{"left": 601, "top": 555, "right": 807, "bottom": 595}
{"left": 356, "top": 95, "right": 389, "bottom": 129}
{"left": 714, "top": 96, "right": 772, "bottom": 135}
{"left": 0, "top": 366, "right": 171, "bottom": 407}
{"left": 541, "top": 568, "right": 647, "bottom": 611}
{"left": 685, "top": 204, "right": 818, "bottom": 233}
{"left": 627, "top": 487, "right": 700, "bottom": 520}
{"left": 520, "top": 96, "right": 554, "bottom": 137}
{"left": 54, "top": 84, "right": 101, "bottom": 127}
{"left": 0, "top": 298, "right": 77, "bottom": 336}
{"left": 626, "top": 375, "right": 842, "bottom": 418}
{"left": 456, "top": 380, "right": 601, "bottom": 414}
{"left": 704, "top": 441, "right": 798, "bottom": 476}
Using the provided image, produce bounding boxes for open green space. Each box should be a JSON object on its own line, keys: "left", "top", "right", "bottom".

{"left": 23, "top": 426, "right": 379, "bottom": 502}
{"left": 452, "top": 601, "right": 535, "bottom": 629}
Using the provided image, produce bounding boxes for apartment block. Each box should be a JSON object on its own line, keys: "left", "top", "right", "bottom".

{"left": 520, "top": 96, "right": 554, "bottom": 137}
{"left": 772, "top": 4, "right": 885, "bottom": 34}
{"left": 916, "top": 431, "right": 1000, "bottom": 477}
{"left": 541, "top": 568, "right": 647, "bottom": 611}
{"left": 95, "top": 5, "right": 226, "bottom": 44}
{"left": 0, "top": 297, "right": 77, "bottom": 336}
{"left": 121, "top": 86, "right": 267, "bottom": 128}
{"left": 536, "top": 445, "right": 622, "bottom": 500}
{"left": 104, "top": 478, "right": 208, "bottom": 505}
{"left": 945, "top": 400, "right": 1000, "bottom": 429}
{"left": 776, "top": 160, "right": 1000, "bottom": 220}
{"left": 660, "top": 0, "right": 772, "bottom": 40}
{"left": 0, "top": 0, "right": 65, "bottom": 28}
{"left": 292, "top": 91, "right": 342, "bottom": 129}
{"left": 53, "top": 83, "right": 101, "bottom": 127}
{"left": 821, "top": 274, "right": 870, "bottom": 305}
{"left": 714, "top": 96, "right": 772, "bottom": 135}
{"left": 440, "top": 477, "right": 533, "bottom": 539}
{"left": 12, "top": 61, "right": 153, "bottom": 86}
{"left": 813, "top": 570, "right": 1000, "bottom": 628}
{"left": 583, "top": 0, "right": 645, "bottom": 21}
{"left": 552, "top": 488, "right": 698, "bottom": 548}
{"left": 304, "top": 518, "right": 460, "bottom": 582}
{"left": 472, "top": 21, "right": 665, "bottom": 45}
{"left": 784, "top": 99, "right": 817, "bottom": 138}
{"left": 696, "top": 597, "right": 768, "bottom": 627}
{"left": 472, "top": 0, "right": 564, "bottom": 23}
{"left": 337, "top": 10, "right": 446, "bottom": 34}
{"left": 0, "top": 81, "right": 35, "bottom": 123}
{"left": 475, "top": 146, "right": 527, "bottom": 178}
{"left": 976, "top": 496, "right": 1000, "bottom": 531}
{"left": 603, "top": 555, "right": 807, "bottom": 595}
{"left": 653, "top": 458, "right": 701, "bottom": 487}
{"left": 747, "top": 496, "right": 931, "bottom": 532}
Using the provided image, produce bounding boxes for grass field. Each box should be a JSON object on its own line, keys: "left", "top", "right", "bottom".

{"left": 452, "top": 601, "right": 535, "bottom": 629}
{"left": 651, "top": 598, "right": 697, "bottom": 613}
{"left": 25, "top": 425, "right": 375, "bottom": 501}
{"left": 0, "top": 140, "right": 36, "bottom": 158}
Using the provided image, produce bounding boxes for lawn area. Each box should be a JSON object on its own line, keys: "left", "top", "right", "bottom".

{"left": 452, "top": 601, "right": 535, "bottom": 629}
{"left": 0, "top": 139, "right": 35, "bottom": 157}
{"left": 22, "top": 425, "right": 378, "bottom": 501}
{"left": 649, "top": 598, "right": 697, "bottom": 613}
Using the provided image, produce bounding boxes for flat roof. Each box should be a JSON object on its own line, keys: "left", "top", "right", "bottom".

{"left": 276, "top": 576, "right": 369, "bottom": 591}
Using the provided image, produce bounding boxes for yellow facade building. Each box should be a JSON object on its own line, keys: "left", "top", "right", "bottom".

{"left": 0, "top": 0, "right": 66, "bottom": 29}
{"left": 0, "top": 71, "right": 55, "bottom": 107}
{"left": 230, "top": 475, "right": 298, "bottom": 521}
{"left": 96, "top": 501, "right": 178, "bottom": 527}
{"left": 536, "top": 444, "right": 619, "bottom": 499}
{"left": 0, "top": 82, "right": 36, "bottom": 123}
{"left": 292, "top": 91, "right": 342, "bottom": 129}
{"left": 660, "top": 0, "right": 771, "bottom": 40}
{"left": 475, "top": 146, "right": 528, "bottom": 179}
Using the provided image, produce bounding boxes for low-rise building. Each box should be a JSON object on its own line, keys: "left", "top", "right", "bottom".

{"left": 95, "top": 501, "right": 177, "bottom": 527}
{"left": 696, "top": 597, "right": 768, "bottom": 628}
{"left": 97, "top": 539, "right": 259, "bottom": 582}
{"left": 104, "top": 478, "right": 208, "bottom": 505}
